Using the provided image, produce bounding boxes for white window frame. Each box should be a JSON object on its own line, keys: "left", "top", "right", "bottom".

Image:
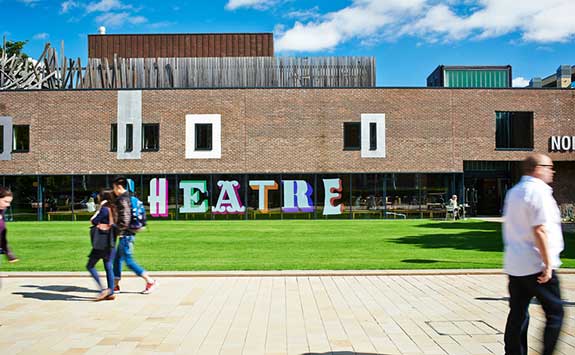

{"left": 361, "top": 113, "right": 386, "bottom": 158}
{"left": 185, "top": 114, "right": 221, "bottom": 159}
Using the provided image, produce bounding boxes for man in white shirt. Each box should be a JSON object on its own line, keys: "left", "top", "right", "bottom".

{"left": 503, "top": 153, "right": 564, "bottom": 355}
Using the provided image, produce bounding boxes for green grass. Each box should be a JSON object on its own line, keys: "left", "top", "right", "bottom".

{"left": 3, "top": 219, "right": 575, "bottom": 271}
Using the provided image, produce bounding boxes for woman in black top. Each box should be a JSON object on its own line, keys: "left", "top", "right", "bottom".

{"left": 88, "top": 190, "right": 117, "bottom": 301}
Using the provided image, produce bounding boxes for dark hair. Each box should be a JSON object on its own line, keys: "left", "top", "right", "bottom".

{"left": 112, "top": 176, "right": 128, "bottom": 188}
{"left": 0, "top": 187, "right": 13, "bottom": 199}
{"left": 98, "top": 190, "right": 115, "bottom": 204}
{"left": 98, "top": 189, "right": 116, "bottom": 215}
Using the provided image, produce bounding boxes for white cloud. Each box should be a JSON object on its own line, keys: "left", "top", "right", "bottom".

{"left": 406, "top": 0, "right": 575, "bottom": 43}
{"left": 86, "top": 0, "right": 130, "bottom": 13}
{"left": 60, "top": 0, "right": 79, "bottom": 14}
{"left": 284, "top": 6, "right": 321, "bottom": 21}
{"left": 225, "top": 0, "right": 278, "bottom": 11}
{"left": 33, "top": 32, "right": 49, "bottom": 40}
{"left": 512, "top": 77, "right": 530, "bottom": 88}
{"left": 17, "top": 0, "right": 40, "bottom": 7}
{"left": 275, "top": 0, "right": 575, "bottom": 52}
{"left": 276, "top": 0, "right": 425, "bottom": 52}
{"left": 95, "top": 11, "right": 146, "bottom": 28}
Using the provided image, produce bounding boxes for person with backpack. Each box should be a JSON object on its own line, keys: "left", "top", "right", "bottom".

{"left": 111, "top": 176, "right": 158, "bottom": 294}
{"left": 87, "top": 190, "right": 117, "bottom": 301}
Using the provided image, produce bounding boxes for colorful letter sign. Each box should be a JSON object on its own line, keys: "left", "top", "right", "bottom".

{"left": 148, "top": 178, "right": 168, "bottom": 217}
{"left": 212, "top": 180, "right": 246, "bottom": 214}
{"left": 323, "top": 178, "right": 344, "bottom": 215}
{"left": 282, "top": 180, "right": 314, "bottom": 213}
{"left": 144, "top": 177, "right": 349, "bottom": 217}
{"left": 180, "top": 180, "right": 208, "bottom": 213}
{"left": 249, "top": 180, "right": 278, "bottom": 213}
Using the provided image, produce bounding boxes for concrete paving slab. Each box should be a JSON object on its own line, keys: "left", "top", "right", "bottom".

{"left": 0, "top": 273, "right": 573, "bottom": 355}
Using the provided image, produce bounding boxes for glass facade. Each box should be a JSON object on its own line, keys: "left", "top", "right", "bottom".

{"left": 0, "top": 173, "right": 464, "bottom": 221}
{"left": 444, "top": 69, "right": 509, "bottom": 88}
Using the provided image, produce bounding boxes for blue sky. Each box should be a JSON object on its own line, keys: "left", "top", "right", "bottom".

{"left": 2, "top": 0, "right": 575, "bottom": 87}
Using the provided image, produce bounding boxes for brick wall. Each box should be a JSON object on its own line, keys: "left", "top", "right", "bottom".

{"left": 1, "top": 88, "right": 575, "bottom": 176}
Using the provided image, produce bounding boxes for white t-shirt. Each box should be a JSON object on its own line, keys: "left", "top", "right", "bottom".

{"left": 503, "top": 176, "right": 564, "bottom": 276}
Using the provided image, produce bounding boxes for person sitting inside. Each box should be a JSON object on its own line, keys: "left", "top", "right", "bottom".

{"left": 448, "top": 194, "right": 460, "bottom": 220}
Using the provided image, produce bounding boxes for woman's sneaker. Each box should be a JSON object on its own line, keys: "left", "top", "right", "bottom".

{"left": 113, "top": 285, "right": 120, "bottom": 294}
{"left": 141, "top": 280, "right": 158, "bottom": 294}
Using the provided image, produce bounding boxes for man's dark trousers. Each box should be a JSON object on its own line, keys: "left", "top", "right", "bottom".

{"left": 504, "top": 271, "right": 564, "bottom": 355}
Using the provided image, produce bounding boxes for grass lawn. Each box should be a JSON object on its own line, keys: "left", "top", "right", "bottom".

{"left": 3, "top": 219, "right": 574, "bottom": 271}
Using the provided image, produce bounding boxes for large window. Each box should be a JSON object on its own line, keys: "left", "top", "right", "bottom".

{"left": 343, "top": 122, "right": 360, "bottom": 150}
{"left": 142, "top": 124, "right": 159, "bottom": 152}
{"left": 12, "top": 125, "right": 29, "bottom": 152}
{"left": 496, "top": 111, "right": 533, "bottom": 149}
{"left": 195, "top": 123, "right": 212, "bottom": 151}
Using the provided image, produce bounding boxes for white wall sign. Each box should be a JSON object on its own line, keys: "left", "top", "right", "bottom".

{"left": 550, "top": 136, "right": 575, "bottom": 152}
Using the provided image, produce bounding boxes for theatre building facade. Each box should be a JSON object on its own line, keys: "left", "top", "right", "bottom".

{"left": 1, "top": 86, "right": 574, "bottom": 221}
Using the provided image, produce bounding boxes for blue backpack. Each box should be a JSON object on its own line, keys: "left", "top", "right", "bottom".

{"left": 129, "top": 195, "right": 147, "bottom": 232}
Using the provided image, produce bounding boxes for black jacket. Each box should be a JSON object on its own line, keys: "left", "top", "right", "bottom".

{"left": 114, "top": 192, "right": 132, "bottom": 235}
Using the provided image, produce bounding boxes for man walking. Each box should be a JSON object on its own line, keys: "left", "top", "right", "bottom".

{"left": 112, "top": 176, "right": 158, "bottom": 294}
{"left": 503, "top": 153, "right": 564, "bottom": 355}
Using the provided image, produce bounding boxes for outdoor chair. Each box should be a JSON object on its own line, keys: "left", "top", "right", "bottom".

{"left": 445, "top": 205, "right": 458, "bottom": 220}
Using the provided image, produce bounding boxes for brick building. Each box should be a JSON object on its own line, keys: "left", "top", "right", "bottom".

{"left": 1, "top": 86, "right": 574, "bottom": 221}
{"left": 0, "top": 33, "right": 574, "bottom": 221}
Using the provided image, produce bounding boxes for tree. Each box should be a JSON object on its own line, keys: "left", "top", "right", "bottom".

{"left": 0, "top": 39, "right": 29, "bottom": 60}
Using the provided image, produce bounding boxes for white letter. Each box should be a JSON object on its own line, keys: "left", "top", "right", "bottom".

{"left": 282, "top": 180, "right": 314, "bottom": 213}
{"left": 323, "top": 178, "right": 344, "bottom": 215}
{"left": 561, "top": 136, "right": 571, "bottom": 151}
{"left": 148, "top": 178, "right": 168, "bottom": 217}
{"left": 551, "top": 136, "right": 561, "bottom": 151}
{"left": 213, "top": 180, "right": 245, "bottom": 214}
{"left": 180, "top": 180, "right": 208, "bottom": 213}
{"left": 249, "top": 180, "right": 278, "bottom": 213}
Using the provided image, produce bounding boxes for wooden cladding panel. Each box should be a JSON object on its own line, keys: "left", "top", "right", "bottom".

{"left": 88, "top": 33, "right": 274, "bottom": 60}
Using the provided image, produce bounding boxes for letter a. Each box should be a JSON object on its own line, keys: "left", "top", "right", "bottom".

{"left": 213, "top": 180, "right": 246, "bottom": 214}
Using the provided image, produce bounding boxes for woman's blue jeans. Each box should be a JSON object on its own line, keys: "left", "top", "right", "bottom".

{"left": 87, "top": 248, "right": 115, "bottom": 292}
{"left": 113, "top": 235, "right": 145, "bottom": 279}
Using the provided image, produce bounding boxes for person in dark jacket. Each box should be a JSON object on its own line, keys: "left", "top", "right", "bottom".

{"left": 87, "top": 190, "right": 117, "bottom": 301}
{"left": 111, "top": 176, "right": 158, "bottom": 294}
{"left": 0, "top": 187, "right": 18, "bottom": 264}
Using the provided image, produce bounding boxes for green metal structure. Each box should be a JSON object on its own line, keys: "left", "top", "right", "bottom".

{"left": 427, "top": 65, "right": 512, "bottom": 88}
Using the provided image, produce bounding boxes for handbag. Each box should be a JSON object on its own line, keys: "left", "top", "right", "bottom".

{"left": 89, "top": 206, "right": 115, "bottom": 250}
{"left": 90, "top": 226, "right": 111, "bottom": 250}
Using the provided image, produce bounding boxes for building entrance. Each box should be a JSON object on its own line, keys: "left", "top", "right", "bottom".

{"left": 463, "top": 161, "right": 521, "bottom": 216}
{"left": 464, "top": 177, "right": 511, "bottom": 216}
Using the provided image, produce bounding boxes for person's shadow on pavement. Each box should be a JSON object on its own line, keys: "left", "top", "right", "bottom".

{"left": 12, "top": 284, "right": 96, "bottom": 301}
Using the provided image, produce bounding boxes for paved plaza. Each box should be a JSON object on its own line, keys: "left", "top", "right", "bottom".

{"left": 0, "top": 271, "right": 574, "bottom": 355}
